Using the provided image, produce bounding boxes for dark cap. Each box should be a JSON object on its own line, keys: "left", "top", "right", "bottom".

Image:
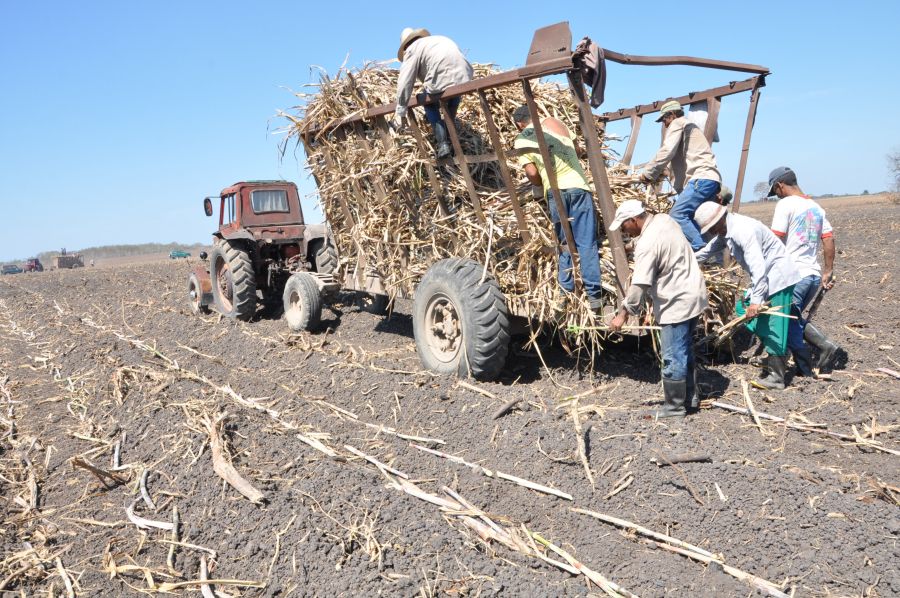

{"left": 767, "top": 166, "right": 796, "bottom": 197}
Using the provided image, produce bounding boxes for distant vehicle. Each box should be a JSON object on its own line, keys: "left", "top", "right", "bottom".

{"left": 23, "top": 258, "right": 43, "bottom": 272}
{"left": 2, "top": 264, "right": 23, "bottom": 275}
{"left": 52, "top": 254, "right": 84, "bottom": 269}
{"left": 169, "top": 250, "right": 192, "bottom": 259}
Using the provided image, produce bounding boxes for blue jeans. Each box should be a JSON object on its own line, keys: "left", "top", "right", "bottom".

{"left": 788, "top": 274, "right": 820, "bottom": 352}
{"left": 672, "top": 179, "right": 721, "bottom": 250}
{"left": 422, "top": 95, "right": 460, "bottom": 125}
{"left": 661, "top": 317, "right": 697, "bottom": 389}
{"left": 547, "top": 188, "right": 603, "bottom": 300}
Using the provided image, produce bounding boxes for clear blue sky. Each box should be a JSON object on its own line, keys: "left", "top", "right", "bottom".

{"left": 2, "top": 1, "right": 898, "bottom": 261}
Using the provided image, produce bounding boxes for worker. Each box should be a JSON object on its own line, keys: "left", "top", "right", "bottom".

{"left": 694, "top": 202, "right": 803, "bottom": 390}
{"left": 768, "top": 166, "right": 842, "bottom": 373}
{"left": 391, "top": 28, "right": 473, "bottom": 159}
{"left": 608, "top": 200, "right": 709, "bottom": 417}
{"left": 635, "top": 101, "right": 722, "bottom": 251}
{"left": 512, "top": 105, "right": 604, "bottom": 313}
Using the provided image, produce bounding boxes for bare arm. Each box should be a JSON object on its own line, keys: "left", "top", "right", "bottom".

{"left": 523, "top": 163, "right": 542, "bottom": 187}
{"left": 821, "top": 235, "right": 835, "bottom": 288}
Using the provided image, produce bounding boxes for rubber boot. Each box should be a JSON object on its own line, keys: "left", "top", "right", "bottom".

{"left": 651, "top": 379, "right": 687, "bottom": 418}
{"left": 791, "top": 347, "right": 815, "bottom": 378}
{"left": 803, "top": 323, "right": 840, "bottom": 372}
{"left": 588, "top": 296, "right": 604, "bottom": 316}
{"left": 757, "top": 355, "right": 787, "bottom": 390}
{"left": 432, "top": 120, "right": 452, "bottom": 159}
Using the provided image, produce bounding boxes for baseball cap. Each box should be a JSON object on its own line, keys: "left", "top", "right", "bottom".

{"left": 767, "top": 166, "right": 796, "bottom": 197}
{"left": 609, "top": 199, "right": 646, "bottom": 231}
{"left": 655, "top": 100, "right": 681, "bottom": 122}
{"left": 694, "top": 201, "right": 728, "bottom": 234}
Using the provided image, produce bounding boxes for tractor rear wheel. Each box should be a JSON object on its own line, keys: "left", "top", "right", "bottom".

{"left": 311, "top": 239, "right": 338, "bottom": 274}
{"left": 413, "top": 258, "right": 509, "bottom": 380}
{"left": 210, "top": 242, "right": 256, "bottom": 320}
{"left": 283, "top": 272, "right": 322, "bottom": 332}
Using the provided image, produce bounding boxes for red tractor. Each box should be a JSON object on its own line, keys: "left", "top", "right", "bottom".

{"left": 188, "top": 181, "right": 339, "bottom": 328}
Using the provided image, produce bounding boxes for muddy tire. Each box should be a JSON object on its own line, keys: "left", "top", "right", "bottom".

{"left": 283, "top": 272, "right": 322, "bottom": 332}
{"left": 210, "top": 242, "right": 256, "bottom": 320}
{"left": 413, "top": 258, "right": 509, "bottom": 380}
{"left": 311, "top": 239, "right": 338, "bottom": 274}
{"left": 187, "top": 273, "right": 210, "bottom": 315}
{"left": 357, "top": 292, "right": 389, "bottom": 315}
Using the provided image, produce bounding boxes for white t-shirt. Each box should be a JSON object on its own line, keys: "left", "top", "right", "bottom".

{"left": 770, "top": 195, "right": 833, "bottom": 278}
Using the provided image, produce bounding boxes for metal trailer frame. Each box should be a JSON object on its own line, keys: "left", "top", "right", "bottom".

{"left": 300, "top": 21, "right": 769, "bottom": 318}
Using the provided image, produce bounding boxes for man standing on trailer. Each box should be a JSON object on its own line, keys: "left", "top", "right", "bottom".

{"left": 767, "top": 166, "right": 842, "bottom": 374}
{"left": 608, "top": 200, "right": 709, "bottom": 417}
{"left": 694, "top": 202, "right": 803, "bottom": 390}
{"left": 512, "top": 105, "right": 605, "bottom": 313}
{"left": 391, "top": 28, "right": 473, "bottom": 159}
{"left": 635, "top": 101, "right": 722, "bottom": 250}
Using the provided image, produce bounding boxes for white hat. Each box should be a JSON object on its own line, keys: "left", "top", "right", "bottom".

{"left": 609, "top": 199, "right": 646, "bottom": 231}
{"left": 694, "top": 201, "right": 728, "bottom": 234}
{"left": 398, "top": 27, "right": 430, "bottom": 61}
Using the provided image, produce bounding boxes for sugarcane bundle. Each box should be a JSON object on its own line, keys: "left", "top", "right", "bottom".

{"left": 279, "top": 62, "right": 738, "bottom": 349}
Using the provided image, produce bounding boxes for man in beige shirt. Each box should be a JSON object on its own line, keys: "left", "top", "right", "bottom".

{"left": 636, "top": 100, "right": 722, "bottom": 251}
{"left": 609, "top": 200, "right": 709, "bottom": 417}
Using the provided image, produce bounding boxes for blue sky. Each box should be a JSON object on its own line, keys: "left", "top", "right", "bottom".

{"left": 2, "top": 1, "right": 898, "bottom": 261}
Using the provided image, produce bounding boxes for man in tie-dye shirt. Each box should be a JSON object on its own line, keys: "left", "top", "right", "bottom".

{"left": 768, "top": 167, "right": 841, "bottom": 375}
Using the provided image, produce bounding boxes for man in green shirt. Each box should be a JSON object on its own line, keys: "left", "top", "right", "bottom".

{"left": 512, "top": 105, "right": 603, "bottom": 311}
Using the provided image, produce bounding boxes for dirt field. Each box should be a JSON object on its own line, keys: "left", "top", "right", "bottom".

{"left": 1, "top": 196, "right": 898, "bottom": 597}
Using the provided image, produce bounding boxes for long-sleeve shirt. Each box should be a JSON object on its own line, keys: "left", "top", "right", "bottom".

{"left": 621, "top": 214, "right": 708, "bottom": 324}
{"left": 394, "top": 35, "right": 473, "bottom": 120}
{"left": 695, "top": 213, "right": 802, "bottom": 305}
{"left": 641, "top": 116, "right": 721, "bottom": 192}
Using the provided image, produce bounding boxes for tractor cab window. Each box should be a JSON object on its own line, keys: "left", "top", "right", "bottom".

{"left": 251, "top": 189, "right": 289, "bottom": 213}
{"left": 223, "top": 194, "right": 236, "bottom": 225}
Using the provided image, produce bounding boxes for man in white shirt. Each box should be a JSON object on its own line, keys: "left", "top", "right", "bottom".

{"left": 392, "top": 28, "right": 473, "bottom": 159}
{"left": 608, "top": 200, "right": 709, "bottom": 416}
{"left": 768, "top": 167, "right": 841, "bottom": 373}
{"left": 694, "top": 202, "right": 803, "bottom": 390}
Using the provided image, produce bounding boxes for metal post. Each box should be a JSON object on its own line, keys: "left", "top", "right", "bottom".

{"left": 702, "top": 97, "right": 721, "bottom": 144}
{"left": 566, "top": 71, "right": 629, "bottom": 297}
{"left": 477, "top": 90, "right": 531, "bottom": 243}
{"left": 521, "top": 79, "right": 582, "bottom": 293}
{"left": 622, "top": 115, "right": 642, "bottom": 165}
{"left": 440, "top": 100, "right": 486, "bottom": 223}
{"left": 732, "top": 85, "right": 761, "bottom": 213}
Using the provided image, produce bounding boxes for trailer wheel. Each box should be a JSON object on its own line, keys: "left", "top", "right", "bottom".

{"left": 413, "top": 258, "right": 509, "bottom": 380}
{"left": 210, "top": 242, "right": 256, "bottom": 320}
{"left": 283, "top": 272, "right": 322, "bottom": 332}
{"left": 357, "top": 292, "right": 389, "bottom": 315}
{"left": 187, "top": 273, "right": 210, "bottom": 315}
{"left": 311, "top": 239, "right": 338, "bottom": 275}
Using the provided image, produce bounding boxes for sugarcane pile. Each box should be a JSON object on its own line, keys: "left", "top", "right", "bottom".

{"left": 279, "top": 63, "right": 737, "bottom": 349}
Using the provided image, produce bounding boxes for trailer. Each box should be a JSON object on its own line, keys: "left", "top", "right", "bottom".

{"left": 53, "top": 253, "right": 84, "bottom": 269}
{"left": 291, "top": 22, "right": 769, "bottom": 380}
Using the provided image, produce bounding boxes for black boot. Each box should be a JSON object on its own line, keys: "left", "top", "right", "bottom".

{"left": 757, "top": 355, "right": 787, "bottom": 390}
{"left": 791, "top": 347, "right": 815, "bottom": 378}
{"left": 804, "top": 323, "right": 840, "bottom": 372}
{"left": 432, "top": 121, "right": 452, "bottom": 159}
{"left": 651, "top": 379, "right": 687, "bottom": 418}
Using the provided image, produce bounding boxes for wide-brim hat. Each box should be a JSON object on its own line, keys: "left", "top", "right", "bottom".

{"left": 655, "top": 100, "right": 682, "bottom": 122}
{"left": 694, "top": 201, "right": 728, "bottom": 235}
{"left": 398, "top": 27, "right": 430, "bottom": 61}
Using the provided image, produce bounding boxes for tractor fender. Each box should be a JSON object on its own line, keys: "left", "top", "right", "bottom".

{"left": 303, "top": 223, "right": 328, "bottom": 244}
{"left": 217, "top": 229, "right": 256, "bottom": 244}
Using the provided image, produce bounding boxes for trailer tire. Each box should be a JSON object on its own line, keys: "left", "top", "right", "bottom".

{"left": 357, "top": 292, "right": 389, "bottom": 315}
{"left": 311, "top": 239, "right": 338, "bottom": 275}
{"left": 187, "top": 273, "right": 211, "bottom": 315}
{"left": 413, "top": 258, "right": 509, "bottom": 380}
{"left": 283, "top": 272, "right": 322, "bottom": 332}
{"left": 210, "top": 242, "right": 256, "bottom": 320}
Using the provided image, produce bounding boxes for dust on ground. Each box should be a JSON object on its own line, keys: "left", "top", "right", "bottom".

{"left": 0, "top": 199, "right": 898, "bottom": 597}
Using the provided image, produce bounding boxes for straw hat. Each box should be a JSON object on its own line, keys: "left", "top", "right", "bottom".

{"left": 694, "top": 201, "right": 728, "bottom": 234}
{"left": 398, "top": 27, "right": 430, "bottom": 61}
{"left": 655, "top": 99, "right": 682, "bottom": 122}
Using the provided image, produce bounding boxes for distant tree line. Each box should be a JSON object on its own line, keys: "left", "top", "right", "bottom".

{"left": 33, "top": 242, "right": 208, "bottom": 263}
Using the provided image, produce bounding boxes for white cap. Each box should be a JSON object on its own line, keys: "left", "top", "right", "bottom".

{"left": 694, "top": 201, "right": 728, "bottom": 234}
{"left": 609, "top": 199, "right": 646, "bottom": 231}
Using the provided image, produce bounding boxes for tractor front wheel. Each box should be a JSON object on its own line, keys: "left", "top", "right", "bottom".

{"left": 187, "top": 273, "right": 210, "bottom": 315}
{"left": 210, "top": 243, "right": 256, "bottom": 320}
{"left": 283, "top": 272, "right": 322, "bottom": 332}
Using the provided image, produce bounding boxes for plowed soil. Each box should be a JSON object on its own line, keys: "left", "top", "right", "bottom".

{"left": 1, "top": 196, "right": 898, "bottom": 597}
